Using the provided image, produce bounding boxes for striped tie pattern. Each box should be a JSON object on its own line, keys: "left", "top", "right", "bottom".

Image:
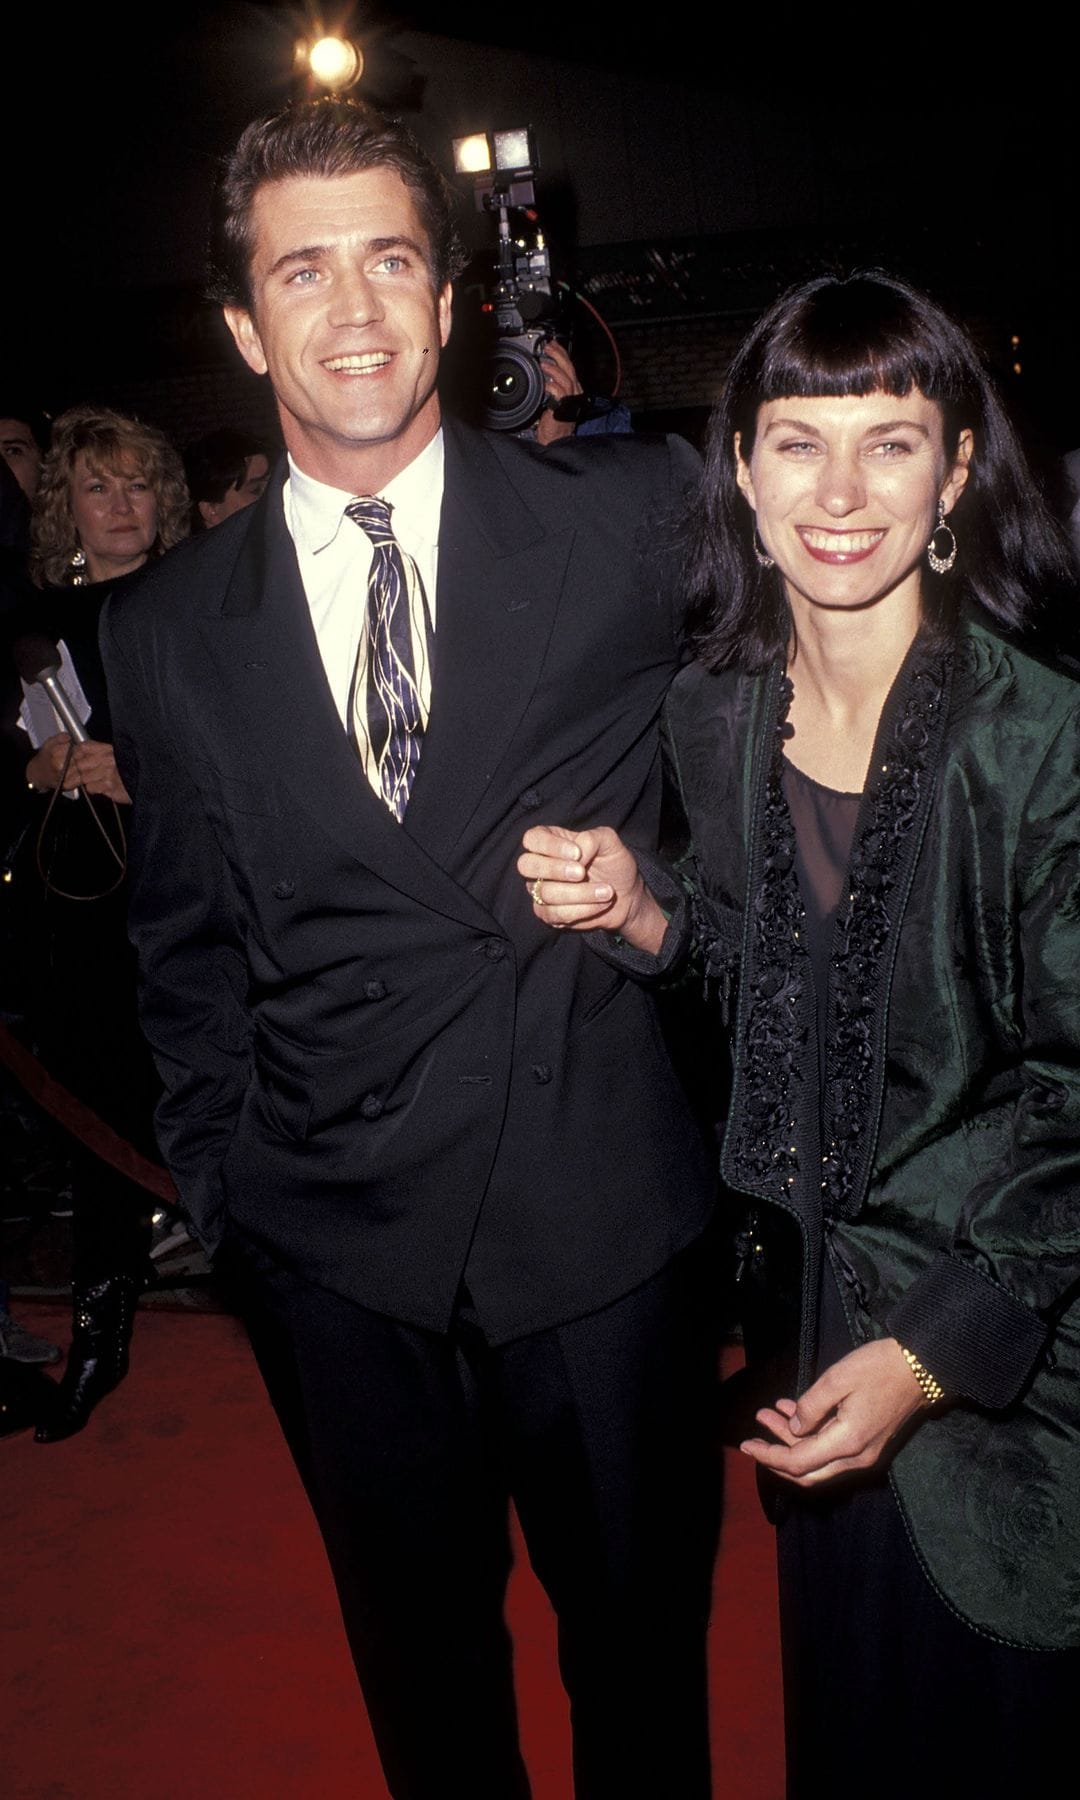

{"left": 345, "top": 496, "right": 433, "bottom": 821}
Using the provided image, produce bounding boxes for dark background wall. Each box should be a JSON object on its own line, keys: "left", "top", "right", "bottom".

{"left": 5, "top": 5, "right": 1075, "bottom": 462}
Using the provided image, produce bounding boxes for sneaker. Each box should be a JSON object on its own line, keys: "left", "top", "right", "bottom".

{"left": 0, "top": 1309, "right": 62, "bottom": 1365}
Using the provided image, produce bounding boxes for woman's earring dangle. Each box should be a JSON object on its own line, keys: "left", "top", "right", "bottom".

{"left": 926, "top": 499, "right": 957, "bottom": 575}
{"left": 753, "top": 529, "right": 774, "bottom": 570}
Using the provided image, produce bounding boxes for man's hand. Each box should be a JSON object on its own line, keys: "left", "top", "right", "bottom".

{"left": 517, "top": 824, "right": 668, "bottom": 952}
{"left": 739, "top": 1339, "right": 928, "bottom": 1487}
{"left": 26, "top": 733, "right": 132, "bottom": 804}
{"left": 534, "top": 342, "right": 584, "bottom": 446}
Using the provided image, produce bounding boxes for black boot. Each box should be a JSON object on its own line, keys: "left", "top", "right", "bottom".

{"left": 34, "top": 1274, "right": 141, "bottom": 1443}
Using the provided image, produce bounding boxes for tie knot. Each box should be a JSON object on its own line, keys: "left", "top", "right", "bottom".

{"left": 346, "top": 496, "right": 394, "bottom": 544}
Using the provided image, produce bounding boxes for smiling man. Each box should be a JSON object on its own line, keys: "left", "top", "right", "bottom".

{"left": 225, "top": 163, "right": 452, "bottom": 486}
{"left": 99, "top": 99, "right": 718, "bottom": 1799}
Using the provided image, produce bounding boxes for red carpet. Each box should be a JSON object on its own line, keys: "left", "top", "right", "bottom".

{"left": 0, "top": 1304, "right": 784, "bottom": 1799}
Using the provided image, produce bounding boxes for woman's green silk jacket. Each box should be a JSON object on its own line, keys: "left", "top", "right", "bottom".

{"left": 661, "top": 617, "right": 1080, "bottom": 1651}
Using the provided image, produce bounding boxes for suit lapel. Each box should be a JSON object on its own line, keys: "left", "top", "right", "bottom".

{"left": 404, "top": 420, "right": 574, "bottom": 862}
{"left": 201, "top": 470, "right": 494, "bottom": 932}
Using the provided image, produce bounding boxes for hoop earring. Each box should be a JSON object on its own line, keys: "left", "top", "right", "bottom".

{"left": 753, "top": 529, "right": 774, "bottom": 570}
{"left": 69, "top": 543, "right": 88, "bottom": 587}
{"left": 927, "top": 499, "right": 957, "bottom": 574}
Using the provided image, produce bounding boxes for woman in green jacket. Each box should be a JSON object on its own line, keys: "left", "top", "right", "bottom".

{"left": 518, "top": 272, "right": 1080, "bottom": 1795}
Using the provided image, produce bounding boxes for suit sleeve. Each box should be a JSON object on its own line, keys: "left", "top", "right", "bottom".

{"left": 100, "top": 600, "right": 252, "bottom": 1255}
{"left": 887, "top": 702, "right": 1080, "bottom": 1407}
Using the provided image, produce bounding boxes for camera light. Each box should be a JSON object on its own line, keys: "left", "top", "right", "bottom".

{"left": 308, "top": 36, "right": 363, "bottom": 91}
{"left": 493, "top": 129, "right": 535, "bottom": 173}
{"left": 453, "top": 134, "right": 494, "bottom": 175}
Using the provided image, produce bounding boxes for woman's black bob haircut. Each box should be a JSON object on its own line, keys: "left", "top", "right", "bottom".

{"left": 684, "top": 270, "right": 1076, "bottom": 671}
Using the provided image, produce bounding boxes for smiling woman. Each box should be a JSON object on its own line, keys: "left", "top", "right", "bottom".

{"left": 733, "top": 384, "right": 973, "bottom": 790}
{"left": 738, "top": 390, "right": 969, "bottom": 605}
{"left": 519, "top": 271, "right": 1080, "bottom": 1796}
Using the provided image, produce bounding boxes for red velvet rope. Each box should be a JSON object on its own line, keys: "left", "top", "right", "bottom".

{"left": 0, "top": 1019, "right": 178, "bottom": 1206}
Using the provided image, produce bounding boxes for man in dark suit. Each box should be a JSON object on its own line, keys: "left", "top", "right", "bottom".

{"left": 101, "top": 98, "right": 718, "bottom": 1798}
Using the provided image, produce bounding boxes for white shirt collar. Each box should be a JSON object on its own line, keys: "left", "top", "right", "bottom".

{"left": 285, "top": 428, "right": 444, "bottom": 558}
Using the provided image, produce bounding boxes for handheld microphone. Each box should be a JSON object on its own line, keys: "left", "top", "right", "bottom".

{"left": 13, "top": 632, "right": 89, "bottom": 744}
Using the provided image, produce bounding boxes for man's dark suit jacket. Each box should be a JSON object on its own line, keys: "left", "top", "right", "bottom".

{"left": 99, "top": 418, "right": 715, "bottom": 1344}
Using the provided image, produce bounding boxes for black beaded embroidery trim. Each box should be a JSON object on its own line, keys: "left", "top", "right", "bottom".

{"left": 821, "top": 637, "right": 954, "bottom": 1217}
{"left": 725, "top": 672, "right": 807, "bottom": 1204}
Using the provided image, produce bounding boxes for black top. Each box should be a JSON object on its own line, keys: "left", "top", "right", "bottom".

{"left": 781, "top": 756, "right": 861, "bottom": 1075}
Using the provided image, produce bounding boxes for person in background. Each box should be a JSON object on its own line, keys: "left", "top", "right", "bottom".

{"left": 0, "top": 404, "right": 50, "bottom": 600}
{"left": 5, "top": 404, "right": 188, "bottom": 1441}
{"left": 183, "top": 427, "right": 271, "bottom": 530}
{"left": 531, "top": 339, "right": 632, "bottom": 444}
{"left": 0, "top": 406, "right": 48, "bottom": 509}
{"left": 519, "top": 270, "right": 1080, "bottom": 1798}
{"left": 0, "top": 406, "right": 61, "bottom": 1371}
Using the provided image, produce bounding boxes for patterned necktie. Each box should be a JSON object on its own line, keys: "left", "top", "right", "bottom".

{"left": 345, "top": 496, "right": 433, "bottom": 821}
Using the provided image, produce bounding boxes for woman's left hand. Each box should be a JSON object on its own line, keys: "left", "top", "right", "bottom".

{"left": 739, "top": 1339, "right": 928, "bottom": 1487}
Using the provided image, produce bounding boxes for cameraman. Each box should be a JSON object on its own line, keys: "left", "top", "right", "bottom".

{"left": 532, "top": 340, "right": 631, "bottom": 445}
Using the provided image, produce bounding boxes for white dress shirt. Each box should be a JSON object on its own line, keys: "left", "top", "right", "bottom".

{"left": 284, "top": 429, "right": 444, "bottom": 729}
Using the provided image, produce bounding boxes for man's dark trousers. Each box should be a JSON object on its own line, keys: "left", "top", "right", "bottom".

{"left": 239, "top": 1228, "right": 720, "bottom": 1800}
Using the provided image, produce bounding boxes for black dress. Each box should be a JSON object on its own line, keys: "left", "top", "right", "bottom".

{"left": 778, "top": 755, "right": 1077, "bottom": 1799}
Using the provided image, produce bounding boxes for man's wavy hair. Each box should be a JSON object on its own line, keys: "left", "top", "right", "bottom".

{"left": 30, "top": 405, "right": 189, "bottom": 589}
{"left": 207, "top": 97, "right": 467, "bottom": 310}
{"left": 684, "top": 270, "right": 1077, "bottom": 671}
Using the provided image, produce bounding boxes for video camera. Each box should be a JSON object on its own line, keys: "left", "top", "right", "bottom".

{"left": 452, "top": 128, "right": 566, "bottom": 433}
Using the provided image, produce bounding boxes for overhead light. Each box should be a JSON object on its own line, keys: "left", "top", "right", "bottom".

{"left": 298, "top": 34, "right": 364, "bottom": 93}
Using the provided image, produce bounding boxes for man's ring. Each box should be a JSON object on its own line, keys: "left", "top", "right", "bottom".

{"left": 530, "top": 878, "right": 545, "bottom": 906}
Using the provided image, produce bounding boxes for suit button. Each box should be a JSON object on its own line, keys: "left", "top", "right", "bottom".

{"left": 360, "top": 1094, "right": 384, "bottom": 1120}
{"left": 520, "top": 787, "right": 543, "bottom": 810}
{"left": 272, "top": 879, "right": 295, "bottom": 900}
{"left": 483, "top": 939, "right": 507, "bottom": 961}
{"left": 364, "top": 980, "right": 388, "bottom": 1001}
{"left": 532, "top": 1063, "right": 552, "bottom": 1084}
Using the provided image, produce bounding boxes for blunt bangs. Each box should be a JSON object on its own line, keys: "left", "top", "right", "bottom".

{"left": 738, "top": 275, "right": 977, "bottom": 443}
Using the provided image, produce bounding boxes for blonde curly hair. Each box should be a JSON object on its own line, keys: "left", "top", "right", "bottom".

{"left": 30, "top": 405, "right": 189, "bottom": 588}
